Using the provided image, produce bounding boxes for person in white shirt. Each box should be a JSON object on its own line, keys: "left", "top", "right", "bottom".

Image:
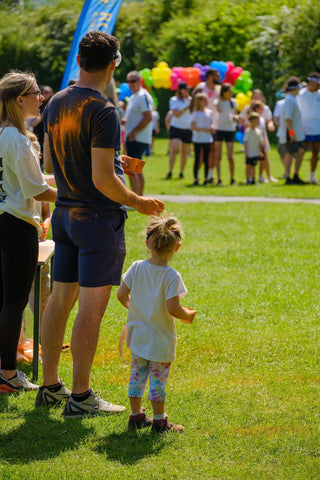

{"left": 273, "top": 93, "right": 286, "bottom": 174}
{"left": 190, "top": 92, "right": 214, "bottom": 185}
{"left": 125, "top": 71, "right": 153, "bottom": 195}
{"left": 166, "top": 82, "right": 192, "bottom": 179}
{"left": 0, "top": 71, "right": 57, "bottom": 394}
{"left": 117, "top": 215, "right": 196, "bottom": 433}
{"left": 298, "top": 72, "right": 320, "bottom": 183}
{"left": 244, "top": 112, "right": 265, "bottom": 184}
{"left": 191, "top": 69, "right": 221, "bottom": 182}
{"left": 279, "top": 77, "right": 306, "bottom": 185}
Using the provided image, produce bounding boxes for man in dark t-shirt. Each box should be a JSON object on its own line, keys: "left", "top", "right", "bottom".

{"left": 36, "top": 31, "right": 164, "bottom": 418}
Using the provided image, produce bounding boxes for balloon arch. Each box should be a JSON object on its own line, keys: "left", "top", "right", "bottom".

{"left": 118, "top": 60, "right": 254, "bottom": 112}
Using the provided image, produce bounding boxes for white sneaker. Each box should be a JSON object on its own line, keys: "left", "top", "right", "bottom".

{"left": 62, "top": 388, "right": 126, "bottom": 417}
{"left": 258, "top": 176, "right": 265, "bottom": 183}
{"left": 0, "top": 370, "right": 39, "bottom": 393}
{"left": 309, "top": 176, "right": 319, "bottom": 184}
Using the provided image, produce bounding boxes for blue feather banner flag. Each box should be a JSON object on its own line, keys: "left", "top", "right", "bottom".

{"left": 61, "top": 0, "right": 124, "bottom": 89}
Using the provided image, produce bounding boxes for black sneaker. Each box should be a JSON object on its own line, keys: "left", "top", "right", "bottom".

{"left": 151, "top": 417, "right": 184, "bottom": 433}
{"left": 128, "top": 411, "right": 153, "bottom": 431}
{"left": 166, "top": 172, "right": 172, "bottom": 179}
{"left": 35, "top": 380, "right": 71, "bottom": 407}
{"left": 179, "top": 173, "right": 184, "bottom": 179}
{"left": 206, "top": 178, "right": 214, "bottom": 184}
{"left": 193, "top": 180, "right": 199, "bottom": 186}
{"left": 292, "top": 174, "right": 307, "bottom": 185}
{"left": 230, "top": 179, "right": 236, "bottom": 186}
{"left": 285, "top": 177, "right": 294, "bottom": 185}
{"left": 217, "top": 180, "right": 222, "bottom": 186}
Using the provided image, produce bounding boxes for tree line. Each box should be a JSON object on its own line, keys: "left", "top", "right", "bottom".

{"left": 0, "top": 0, "right": 319, "bottom": 114}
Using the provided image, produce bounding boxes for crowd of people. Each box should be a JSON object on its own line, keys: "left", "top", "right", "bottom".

{"left": 0, "top": 29, "right": 319, "bottom": 434}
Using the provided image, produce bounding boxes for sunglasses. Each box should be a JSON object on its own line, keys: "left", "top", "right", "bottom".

{"left": 113, "top": 51, "right": 122, "bottom": 68}
{"left": 22, "top": 90, "right": 42, "bottom": 97}
{"left": 128, "top": 79, "right": 139, "bottom": 83}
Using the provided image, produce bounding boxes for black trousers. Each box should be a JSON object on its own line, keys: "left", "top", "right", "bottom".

{"left": 0, "top": 213, "right": 38, "bottom": 370}
{"left": 193, "top": 142, "right": 211, "bottom": 180}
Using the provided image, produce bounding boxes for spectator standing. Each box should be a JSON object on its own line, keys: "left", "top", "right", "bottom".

{"left": 279, "top": 77, "right": 306, "bottom": 184}
{"left": 166, "top": 82, "right": 192, "bottom": 179}
{"left": 297, "top": 72, "right": 320, "bottom": 183}
{"left": 37, "top": 32, "right": 164, "bottom": 416}
{"left": 125, "top": 71, "right": 153, "bottom": 196}
{"left": 0, "top": 71, "right": 57, "bottom": 393}
{"left": 244, "top": 112, "right": 265, "bottom": 184}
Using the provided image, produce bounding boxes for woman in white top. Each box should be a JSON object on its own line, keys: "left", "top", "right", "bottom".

{"left": 0, "top": 71, "right": 57, "bottom": 393}
{"left": 166, "top": 82, "right": 192, "bottom": 179}
{"left": 214, "top": 83, "right": 238, "bottom": 185}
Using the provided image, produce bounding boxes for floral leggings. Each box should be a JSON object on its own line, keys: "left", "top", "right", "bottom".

{"left": 128, "top": 355, "right": 171, "bottom": 402}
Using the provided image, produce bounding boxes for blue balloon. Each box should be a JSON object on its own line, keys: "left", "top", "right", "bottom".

{"left": 119, "top": 83, "right": 132, "bottom": 101}
{"left": 209, "top": 61, "right": 228, "bottom": 81}
{"left": 235, "top": 130, "right": 244, "bottom": 144}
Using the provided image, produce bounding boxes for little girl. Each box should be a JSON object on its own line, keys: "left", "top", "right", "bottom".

{"left": 214, "top": 83, "right": 238, "bottom": 185}
{"left": 117, "top": 215, "right": 196, "bottom": 433}
{"left": 190, "top": 92, "right": 214, "bottom": 186}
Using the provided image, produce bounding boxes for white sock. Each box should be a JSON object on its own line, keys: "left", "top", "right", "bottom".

{"left": 131, "top": 409, "right": 143, "bottom": 416}
{"left": 153, "top": 413, "right": 165, "bottom": 420}
{"left": 207, "top": 168, "right": 213, "bottom": 179}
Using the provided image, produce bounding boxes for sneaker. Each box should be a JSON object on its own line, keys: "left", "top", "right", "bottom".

{"left": 206, "top": 178, "right": 214, "bottom": 184}
{"left": 217, "top": 180, "right": 222, "bottom": 186}
{"left": 292, "top": 174, "right": 307, "bottom": 185}
{"left": 0, "top": 370, "right": 39, "bottom": 393}
{"left": 230, "top": 179, "right": 236, "bottom": 186}
{"left": 193, "top": 180, "right": 199, "bottom": 186}
{"left": 151, "top": 417, "right": 184, "bottom": 433}
{"left": 269, "top": 176, "right": 279, "bottom": 183}
{"left": 35, "top": 380, "right": 71, "bottom": 407}
{"left": 166, "top": 172, "right": 172, "bottom": 179}
{"left": 309, "top": 176, "right": 319, "bottom": 184}
{"left": 285, "top": 177, "right": 294, "bottom": 185}
{"left": 128, "top": 410, "right": 153, "bottom": 431}
{"left": 258, "top": 176, "right": 265, "bottom": 183}
{"left": 179, "top": 173, "right": 184, "bottom": 179}
{"left": 62, "top": 388, "right": 126, "bottom": 417}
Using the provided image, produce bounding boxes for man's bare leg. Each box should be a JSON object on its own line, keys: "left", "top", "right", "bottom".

{"left": 71, "top": 285, "right": 112, "bottom": 394}
{"left": 41, "top": 281, "right": 79, "bottom": 386}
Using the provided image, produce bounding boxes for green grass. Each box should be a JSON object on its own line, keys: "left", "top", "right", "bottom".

{"left": 144, "top": 138, "right": 320, "bottom": 199}
{"left": 1, "top": 140, "right": 320, "bottom": 479}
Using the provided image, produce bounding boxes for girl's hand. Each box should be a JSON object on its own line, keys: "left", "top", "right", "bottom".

{"left": 179, "top": 307, "right": 197, "bottom": 324}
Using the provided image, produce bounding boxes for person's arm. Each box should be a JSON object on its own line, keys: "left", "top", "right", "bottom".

{"left": 167, "top": 296, "right": 196, "bottom": 324}
{"left": 285, "top": 118, "right": 295, "bottom": 141}
{"left": 91, "top": 147, "right": 164, "bottom": 216}
{"left": 40, "top": 202, "right": 51, "bottom": 241}
{"left": 43, "top": 133, "right": 53, "bottom": 173}
{"left": 244, "top": 140, "right": 249, "bottom": 158}
{"left": 128, "top": 110, "right": 152, "bottom": 141}
{"left": 117, "top": 282, "right": 131, "bottom": 309}
{"left": 33, "top": 186, "right": 57, "bottom": 203}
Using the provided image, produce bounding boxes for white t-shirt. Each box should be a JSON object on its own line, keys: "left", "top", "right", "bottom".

{"left": 122, "top": 259, "right": 187, "bottom": 363}
{"left": 151, "top": 110, "right": 160, "bottom": 131}
{"left": 169, "top": 96, "right": 192, "bottom": 129}
{"left": 244, "top": 127, "right": 264, "bottom": 157}
{"left": 193, "top": 82, "right": 220, "bottom": 128}
{"left": 215, "top": 98, "right": 237, "bottom": 131}
{"left": 0, "top": 127, "right": 49, "bottom": 235}
{"left": 240, "top": 104, "right": 272, "bottom": 124}
{"left": 125, "top": 88, "right": 154, "bottom": 144}
{"left": 273, "top": 99, "right": 285, "bottom": 138}
{"left": 298, "top": 88, "right": 320, "bottom": 135}
{"left": 279, "top": 94, "right": 304, "bottom": 144}
{"left": 190, "top": 109, "right": 213, "bottom": 143}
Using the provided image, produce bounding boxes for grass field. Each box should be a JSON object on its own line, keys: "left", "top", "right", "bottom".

{"left": 1, "top": 140, "right": 320, "bottom": 479}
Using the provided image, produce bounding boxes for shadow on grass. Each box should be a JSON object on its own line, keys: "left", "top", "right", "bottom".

{"left": 0, "top": 407, "right": 94, "bottom": 463}
{"left": 94, "top": 429, "right": 172, "bottom": 465}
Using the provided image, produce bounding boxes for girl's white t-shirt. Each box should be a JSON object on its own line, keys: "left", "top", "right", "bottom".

{"left": 123, "top": 259, "right": 187, "bottom": 363}
{"left": 169, "top": 96, "right": 192, "bottom": 129}
{"left": 0, "top": 127, "right": 49, "bottom": 234}
{"left": 191, "top": 109, "right": 213, "bottom": 143}
{"left": 215, "top": 98, "right": 237, "bottom": 131}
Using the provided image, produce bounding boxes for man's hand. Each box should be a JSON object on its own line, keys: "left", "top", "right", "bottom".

{"left": 134, "top": 197, "right": 165, "bottom": 216}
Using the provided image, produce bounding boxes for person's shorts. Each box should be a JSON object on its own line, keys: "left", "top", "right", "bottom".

{"left": 246, "top": 156, "right": 260, "bottom": 166}
{"left": 278, "top": 143, "right": 287, "bottom": 158}
{"left": 125, "top": 140, "right": 149, "bottom": 160}
{"left": 169, "top": 126, "right": 192, "bottom": 144}
{"left": 283, "top": 141, "right": 305, "bottom": 155}
{"left": 214, "top": 130, "right": 234, "bottom": 143}
{"left": 52, "top": 206, "right": 126, "bottom": 287}
{"left": 304, "top": 134, "right": 320, "bottom": 143}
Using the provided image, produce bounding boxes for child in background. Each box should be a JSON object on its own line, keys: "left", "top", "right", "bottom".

{"left": 117, "top": 215, "right": 196, "bottom": 433}
{"left": 244, "top": 112, "right": 265, "bottom": 184}
{"left": 214, "top": 83, "right": 238, "bottom": 185}
{"left": 190, "top": 92, "right": 214, "bottom": 186}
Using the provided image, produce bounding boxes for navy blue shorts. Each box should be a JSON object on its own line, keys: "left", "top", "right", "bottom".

{"left": 304, "top": 134, "right": 320, "bottom": 142}
{"left": 126, "top": 140, "right": 148, "bottom": 160}
{"left": 169, "top": 126, "right": 192, "bottom": 144}
{"left": 52, "top": 206, "right": 126, "bottom": 287}
{"left": 215, "top": 130, "right": 234, "bottom": 143}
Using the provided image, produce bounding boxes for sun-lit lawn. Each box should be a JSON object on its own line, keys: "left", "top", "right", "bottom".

{"left": 1, "top": 140, "right": 320, "bottom": 479}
